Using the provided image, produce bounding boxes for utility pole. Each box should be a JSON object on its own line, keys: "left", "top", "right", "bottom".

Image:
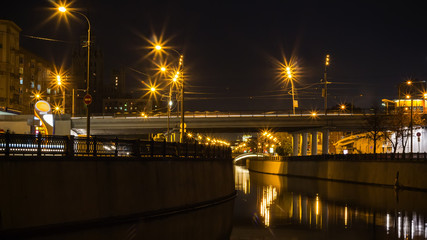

{"left": 323, "top": 54, "right": 330, "bottom": 115}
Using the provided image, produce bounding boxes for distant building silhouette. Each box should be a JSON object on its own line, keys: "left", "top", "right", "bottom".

{"left": 71, "top": 35, "right": 104, "bottom": 115}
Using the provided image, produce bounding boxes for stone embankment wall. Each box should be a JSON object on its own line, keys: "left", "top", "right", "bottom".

{"left": 247, "top": 157, "right": 427, "bottom": 190}
{"left": 0, "top": 157, "right": 234, "bottom": 232}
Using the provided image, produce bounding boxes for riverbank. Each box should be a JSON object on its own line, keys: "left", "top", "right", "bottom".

{"left": 247, "top": 155, "right": 427, "bottom": 190}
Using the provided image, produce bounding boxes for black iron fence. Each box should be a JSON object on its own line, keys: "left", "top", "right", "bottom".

{"left": 0, "top": 133, "right": 231, "bottom": 159}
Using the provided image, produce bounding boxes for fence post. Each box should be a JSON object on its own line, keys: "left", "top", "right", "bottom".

{"left": 5, "top": 131, "right": 10, "bottom": 156}
{"left": 68, "top": 135, "right": 75, "bottom": 157}
{"left": 37, "top": 132, "right": 42, "bottom": 157}
{"left": 185, "top": 140, "right": 188, "bottom": 158}
{"left": 150, "top": 139, "right": 154, "bottom": 157}
{"left": 163, "top": 139, "right": 166, "bottom": 158}
{"left": 194, "top": 140, "right": 197, "bottom": 158}
{"left": 93, "top": 136, "right": 97, "bottom": 157}
{"left": 134, "top": 139, "right": 141, "bottom": 157}
{"left": 115, "top": 137, "right": 119, "bottom": 157}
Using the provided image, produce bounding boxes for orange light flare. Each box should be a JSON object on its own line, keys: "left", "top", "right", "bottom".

{"left": 142, "top": 33, "right": 173, "bottom": 60}
{"left": 47, "top": 0, "right": 84, "bottom": 33}
{"left": 310, "top": 110, "right": 319, "bottom": 119}
{"left": 52, "top": 102, "right": 63, "bottom": 114}
{"left": 141, "top": 79, "right": 162, "bottom": 101}
{"left": 50, "top": 66, "right": 70, "bottom": 91}
{"left": 31, "top": 90, "right": 44, "bottom": 101}
{"left": 272, "top": 55, "right": 301, "bottom": 86}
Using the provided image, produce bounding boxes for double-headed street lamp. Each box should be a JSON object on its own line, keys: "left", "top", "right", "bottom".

{"left": 155, "top": 45, "right": 185, "bottom": 143}
{"left": 286, "top": 66, "right": 296, "bottom": 115}
{"left": 403, "top": 80, "right": 427, "bottom": 153}
{"left": 323, "top": 54, "right": 330, "bottom": 115}
{"left": 58, "top": 6, "right": 92, "bottom": 136}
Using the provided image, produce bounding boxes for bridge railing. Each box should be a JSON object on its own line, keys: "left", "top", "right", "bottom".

{"left": 0, "top": 133, "right": 231, "bottom": 159}
{"left": 260, "top": 153, "right": 427, "bottom": 162}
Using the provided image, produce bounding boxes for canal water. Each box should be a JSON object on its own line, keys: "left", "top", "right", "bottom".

{"left": 231, "top": 165, "right": 427, "bottom": 240}
{"left": 8, "top": 165, "right": 427, "bottom": 239}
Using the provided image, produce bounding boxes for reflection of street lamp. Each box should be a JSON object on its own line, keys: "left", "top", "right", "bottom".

{"left": 58, "top": 6, "right": 91, "bottom": 136}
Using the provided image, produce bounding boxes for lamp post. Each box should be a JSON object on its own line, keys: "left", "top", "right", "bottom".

{"left": 323, "top": 54, "right": 330, "bottom": 115}
{"left": 56, "top": 74, "right": 66, "bottom": 114}
{"left": 155, "top": 45, "right": 185, "bottom": 143}
{"left": 400, "top": 80, "right": 426, "bottom": 153}
{"left": 58, "top": 6, "right": 91, "bottom": 136}
{"left": 285, "top": 66, "right": 296, "bottom": 115}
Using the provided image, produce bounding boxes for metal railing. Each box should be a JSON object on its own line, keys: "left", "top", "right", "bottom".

{"left": 259, "top": 153, "right": 427, "bottom": 162}
{"left": 0, "top": 133, "right": 231, "bottom": 159}
{"left": 73, "top": 109, "right": 377, "bottom": 120}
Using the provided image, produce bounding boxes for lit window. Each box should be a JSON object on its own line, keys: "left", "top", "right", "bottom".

{"left": 46, "top": 88, "right": 51, "bottom": 94}
{"left": 19, "top": 77, "right": 23, "bottom": 85}
{"left": 37, "top": 84, "right": 41, "bottom": 90}
{"left": 30, "top": 81, "right": 34, "bottom": 88}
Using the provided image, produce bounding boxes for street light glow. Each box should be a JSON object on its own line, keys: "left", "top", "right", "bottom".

{"left": 155, "top": 45, "right": 162, "bottom": 50}
{"left": 58, "top": 6, "right": 67, "bottom": 12}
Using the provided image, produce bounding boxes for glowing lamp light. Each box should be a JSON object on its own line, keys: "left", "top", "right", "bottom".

{"left": 155, "top": 45, "right": 162, "bottom": 50}
{"left": 160, "top": 67, "right": 166, "bottom": 72}
{"left": 58, "top": 6, "right": 67, "bottom": 12}
{"left": 150, "top": 87, "right": 156, "bottom": 92}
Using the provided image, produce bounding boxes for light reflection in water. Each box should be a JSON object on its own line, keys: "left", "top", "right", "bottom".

{"left": 234, "top": 165, "right": 427, "bottom": 239}
{"left": 259, "top": 185, "right": 277, "bottom": 227}
{"left": 234, "top": 166, "right": 250, "bottom": 194}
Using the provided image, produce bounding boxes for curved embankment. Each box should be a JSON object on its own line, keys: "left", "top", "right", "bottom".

{"left": 247, "top": 157, "right": 427, "bottom": 190}
{"left": 0, "top": 157, "right": 235, "bottom": 236}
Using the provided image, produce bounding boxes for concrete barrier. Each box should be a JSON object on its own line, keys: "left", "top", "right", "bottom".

{"left": 247, "top": 157, "right": 427, "bottom": 190}
{"left": 0, "top": 157, "right": 234, "bottom": 232}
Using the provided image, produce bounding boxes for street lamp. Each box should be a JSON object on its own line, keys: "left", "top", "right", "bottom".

{"left": 284, "top": 66, "right": 296, "bottom": 115}
{"left": 56, "top": 75, "right": 66, "bottom": 114}
{"left": 58, "top": 6, "right": 91, "bottom": 136}
{"left": 155, "top": 45, "right": 185, "bottom": 142}
{"left": 323, "top": 54, "right": 330, "bottom": 115}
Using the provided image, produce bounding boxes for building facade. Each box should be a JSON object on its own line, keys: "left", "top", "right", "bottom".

{"left": 0, "top": 20, "right": 55, "bottom": 114}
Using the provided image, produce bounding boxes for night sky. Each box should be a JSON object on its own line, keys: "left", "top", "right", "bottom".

{"left": 2, "top": 1, "right": 427, "bottom": 111}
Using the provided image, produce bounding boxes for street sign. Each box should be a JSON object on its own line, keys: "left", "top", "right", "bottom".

{"left": 84, "top": 94, "right": 92, "bottom": 105}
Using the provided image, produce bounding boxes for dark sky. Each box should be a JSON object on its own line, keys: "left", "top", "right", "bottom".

{"left": 2, "top": 1, "right": 427, "bottom": 112}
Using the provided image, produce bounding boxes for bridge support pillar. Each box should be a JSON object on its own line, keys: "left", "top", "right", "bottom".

{"left": 311, "top": 131, "right": 318, "bottom": 155}
{"left": 301, "top": 132, "right": 308, "bottom": 156}
{"left": 322, "top": 129, "right": 329, "bottom": 154}
{"left": 292, "top": 133, "right": 299, "bottom": 156}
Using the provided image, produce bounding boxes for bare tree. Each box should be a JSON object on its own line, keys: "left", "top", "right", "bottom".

{"left": 364, "top": 107, "right": 387, "bottom": 154}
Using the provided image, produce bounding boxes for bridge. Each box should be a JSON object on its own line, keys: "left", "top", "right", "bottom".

{"left": 0, "top": 111, "right": 390, "bottom": 156}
